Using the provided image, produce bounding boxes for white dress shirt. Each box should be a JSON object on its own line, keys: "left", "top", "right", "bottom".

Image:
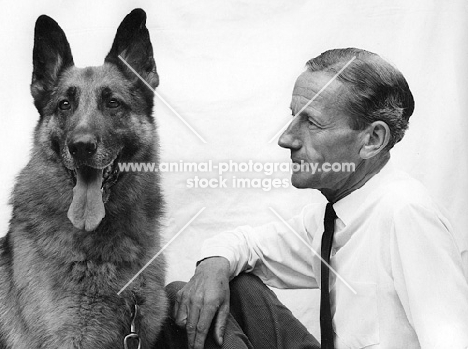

{"left": 200, "top": 161, "right": 468, "bottom": 348}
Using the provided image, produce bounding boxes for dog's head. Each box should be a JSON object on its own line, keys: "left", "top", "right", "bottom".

{"left": 31, "top": 9, "right": 158, "bottom": 232}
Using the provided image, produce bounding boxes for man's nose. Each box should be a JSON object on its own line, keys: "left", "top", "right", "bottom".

{"left": 68, "top": 132, "right": 98, "bottom": 161}
{"left": 278, "top": 119, "right": 302, "bottom": 150}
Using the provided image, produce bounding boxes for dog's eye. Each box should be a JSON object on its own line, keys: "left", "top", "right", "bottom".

{"left": 106, "top": 99, "right": 121, "bottom": 109}
{"left": 58, "top": 100, "right": 71, "bottom": 111}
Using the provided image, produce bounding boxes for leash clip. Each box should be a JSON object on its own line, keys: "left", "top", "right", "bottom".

{"left": 124, "top": 304, "right": 141, "bottom": 349}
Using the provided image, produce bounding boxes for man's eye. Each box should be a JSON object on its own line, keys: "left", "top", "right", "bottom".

{"left": 58, "top": 100, "right": 71, "bottom": 111}
{"left": 307, "top": 118, "right": 319, "bottom": 127}
{"left": 106, "top": 98, "right": 121, "bottom": 109}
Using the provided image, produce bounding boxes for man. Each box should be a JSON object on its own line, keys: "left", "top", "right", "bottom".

{"left": 159, "top": 48, "right": 468, "bottom": 348}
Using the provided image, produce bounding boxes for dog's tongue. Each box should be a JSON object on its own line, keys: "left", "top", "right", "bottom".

{"left": 67, "top": 167, "right": 105, "bottom": 232}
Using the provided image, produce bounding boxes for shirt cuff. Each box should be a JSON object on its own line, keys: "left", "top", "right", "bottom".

{"left": 199, "top": 244, "right": 241, "bottom": 280}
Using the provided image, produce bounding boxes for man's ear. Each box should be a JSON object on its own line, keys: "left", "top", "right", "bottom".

{"left": 359, "top": 121, "right": 391, "bottom": 159}
{"left": 105, "top": 9, "right": 158, "bottom": 89}
{"left": 31, "top": 15, "right": 74, "bottom": 111}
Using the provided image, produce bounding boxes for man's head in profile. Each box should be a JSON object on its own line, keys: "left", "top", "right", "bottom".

{"left": 279, "top": 48, "right": 415, "bottom": 202}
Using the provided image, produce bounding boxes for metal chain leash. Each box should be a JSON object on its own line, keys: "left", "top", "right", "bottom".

{"left": 123, "top": 303, "right": 141, "bottom": 349}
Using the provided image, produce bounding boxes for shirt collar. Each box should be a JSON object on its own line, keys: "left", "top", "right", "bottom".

{"left": 333, "top": 160, "right": 396, "bottom": 226}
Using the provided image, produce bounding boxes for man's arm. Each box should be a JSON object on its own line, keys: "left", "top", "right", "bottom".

{"left": 174, "top": 204, "right": 320, "bottom": 349}
{"left": 200, "top": 205, "right": 321, "bottom": 289}
{"left": 391, "top": 203, "right": 468, "bottom": 348}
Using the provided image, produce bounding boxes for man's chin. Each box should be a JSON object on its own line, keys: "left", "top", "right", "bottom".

{"left": 290, "top": 174, "right": 318, "bottom": 189}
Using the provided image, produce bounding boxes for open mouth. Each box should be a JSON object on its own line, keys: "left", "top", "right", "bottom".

{"left": 69, "top": 156, "right": 120, "bottom": 192}
{"left": 67, "top": 156, "right": 120, "bottom": 232}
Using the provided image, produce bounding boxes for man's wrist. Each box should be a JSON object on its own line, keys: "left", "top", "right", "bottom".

{"left": 196, "top": 256, "right": 231, "bottom": 279}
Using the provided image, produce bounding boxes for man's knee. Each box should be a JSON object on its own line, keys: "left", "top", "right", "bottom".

{"left": 230, "top": 273, "right": 271, "bottom": 301}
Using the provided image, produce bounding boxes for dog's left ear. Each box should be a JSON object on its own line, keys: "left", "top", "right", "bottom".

{"left": 105, "top": 9, "right": 158, "bottom": 89}
{"left": 31, "top": 15, "right": 74, "bottom": 111}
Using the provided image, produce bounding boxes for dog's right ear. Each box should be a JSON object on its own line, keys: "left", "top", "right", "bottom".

{"left": 105, "top": 9, "right": 158, "bottom": 89}
{"left": 31, "top": 15, "right": 74, "bottom": 111}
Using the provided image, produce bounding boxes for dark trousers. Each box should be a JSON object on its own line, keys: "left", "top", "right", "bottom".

{"left": 155, "top": 273, "right": 320, "bottom": 349}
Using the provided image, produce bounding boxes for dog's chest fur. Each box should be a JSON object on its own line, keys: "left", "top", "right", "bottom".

{"left": 1, "top": 231, "right": 166, "bottom": 348}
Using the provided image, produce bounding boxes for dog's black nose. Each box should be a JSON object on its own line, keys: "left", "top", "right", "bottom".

{"left": 68, "top": 134, "right": 98, "bottom": 160}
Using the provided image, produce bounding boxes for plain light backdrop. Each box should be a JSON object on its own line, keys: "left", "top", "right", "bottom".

{"left": 0, "top": 0, "right": 467, "bottom": 338}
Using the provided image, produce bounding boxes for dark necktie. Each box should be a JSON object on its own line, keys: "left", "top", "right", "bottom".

{"left": 320, "top": 202, "right": 337, "bottom": 349}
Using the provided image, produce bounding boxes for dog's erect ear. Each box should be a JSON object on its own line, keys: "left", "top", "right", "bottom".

{"left": 105, "top": 9, "right": 158, "bottom": 89}
{"left": 31, "top": 15, "right": 74, "bottom": 108}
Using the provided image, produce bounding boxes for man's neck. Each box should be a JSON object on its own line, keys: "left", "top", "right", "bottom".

{"left": 320, "top": 153, "right": 390, "bottom": 203}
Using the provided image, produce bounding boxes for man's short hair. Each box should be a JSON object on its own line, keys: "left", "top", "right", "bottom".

{"left": 306, "top": 48, "right": 415, "bottom": 150}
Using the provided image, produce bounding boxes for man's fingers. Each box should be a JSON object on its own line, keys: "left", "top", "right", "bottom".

{"left": 193, "top": 304, "right": 218, "bottom": 349}
{"left": 173, "top": 291, "right": 181, "bottom": 319}
{"left": 174, "top": 290, "right": 188, "bottom": 326}
{"left": 173, "top": 261, "right": 231, "bottom": 348}
{"left": 186, "top": 296, "right": 203, "bottom": 349}
{"left": 214, "top": 302, "right": 230, "bottom": 346}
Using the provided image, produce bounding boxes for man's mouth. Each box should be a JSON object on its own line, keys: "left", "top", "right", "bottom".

{"left": 67, "top": 156, "right": 120, "bottom": 232}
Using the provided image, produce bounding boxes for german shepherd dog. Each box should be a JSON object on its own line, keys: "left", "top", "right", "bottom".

{"left": 0, "top": 9, "right": 167, "bottom": 348}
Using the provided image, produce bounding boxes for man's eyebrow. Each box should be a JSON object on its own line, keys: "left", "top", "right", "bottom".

{"left": 291, "top": 97, "right": 328, "bottom": 124}
{"left": 290, "top": 104, "right": 326, "bottom": 126}
{"left": 291, "top": 102, "right": 317, "bottom": 116}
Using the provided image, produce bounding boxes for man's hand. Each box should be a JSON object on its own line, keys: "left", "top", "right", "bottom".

{"left": 174, "top": 257, "right": 231, "bottom": 349}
